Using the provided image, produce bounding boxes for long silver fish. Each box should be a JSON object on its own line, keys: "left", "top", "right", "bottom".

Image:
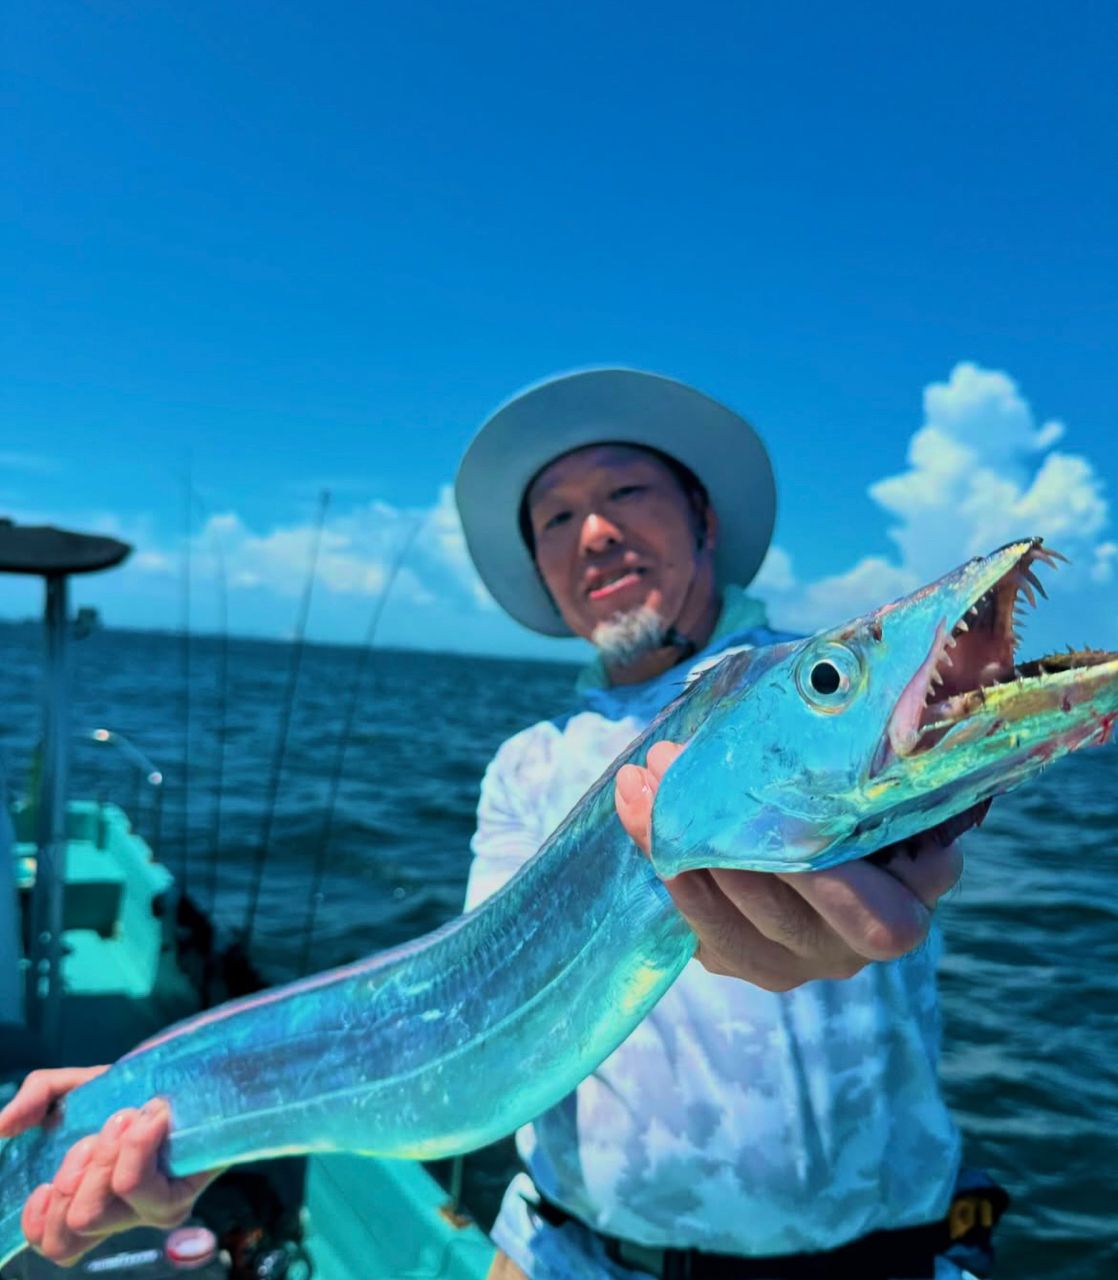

{"left": 2, "top": 538, "right": 1116, "bottom": 1266}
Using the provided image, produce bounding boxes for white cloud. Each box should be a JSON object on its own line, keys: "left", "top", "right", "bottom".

{"left": 132, "top": 550, "right": 173, "bottom": 572}
{"left": 920, "top": 362, "right": 1064, "bottom": 460}
{"left": 181, "top": 487, "right": 496, "bottom": 621}
{"left": 753, "top": 545, "right": 796, "bottom": 593}
{"left": 775, "top": 557, "right": 920, "bottom": 633}
{"left": 763, "top": 362, "right": 1114, "bottom": 643}
{"left": 199, "top": 515, "right": 389, "bottom": 597}
{"left": 1091, "top": 542, "right": 1117, "bottom": 584}
{"left": 0, "top": 483, "right": 501, "bottom": 644}
{"left": 3, "top": 362, "right": 1110, "bottom": 660}
{"left": 415, "top": 485, "right": 495, "bottom": 611}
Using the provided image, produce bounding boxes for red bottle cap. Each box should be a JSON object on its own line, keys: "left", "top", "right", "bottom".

{"left": 164, "top": 1225, "right": 219, "bottom": 1269}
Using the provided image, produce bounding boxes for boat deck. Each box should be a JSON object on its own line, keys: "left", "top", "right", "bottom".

{"left": 3, "top": 799, "right": 495, "bottom": 1279}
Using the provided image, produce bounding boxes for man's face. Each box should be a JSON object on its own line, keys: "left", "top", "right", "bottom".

{"left": 525, "top": 444, "right": 715, "bottom": 642}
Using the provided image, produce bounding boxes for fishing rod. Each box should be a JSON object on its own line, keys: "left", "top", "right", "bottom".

{"left": 240, "top": 489, "right": 331, "bottom": 951}
{"left": 179, "top": 455, "right": 194, "bottom": 898}
{"left": 205, "top": 511, "right": 229, "bottom": 921}
{"left": 296, "top": 514, "right": 426, "bottom": 978}
{"left": 188, "top": 488, "right": 231, "bottom": 920}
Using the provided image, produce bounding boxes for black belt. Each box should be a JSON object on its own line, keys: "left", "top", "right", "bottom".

{"left": 529, "top": 1192, "right": 952, "bottom": 1279}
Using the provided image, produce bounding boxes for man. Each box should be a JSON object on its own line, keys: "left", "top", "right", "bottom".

{"left": 454, "top": 369, "right": 975, "bottom": 1279}
{"left": 0, "top": 369, "right": 973, "bottom": 1275}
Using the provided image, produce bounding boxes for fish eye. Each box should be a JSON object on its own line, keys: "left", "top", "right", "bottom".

{"left": 795, "top": 643, "right": 862, "bottom": 712}
{"left": 810, "top": 662, "right": 841, "bottom": 695}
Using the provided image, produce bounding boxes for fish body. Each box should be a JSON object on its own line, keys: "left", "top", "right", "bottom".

{"left": 2, "top": 538, "right": 1116, "bottom": 1266}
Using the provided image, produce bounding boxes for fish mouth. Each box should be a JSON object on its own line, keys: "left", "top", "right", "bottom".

{"left": 880, "top": 538, "right": 1118, "bottom": 770}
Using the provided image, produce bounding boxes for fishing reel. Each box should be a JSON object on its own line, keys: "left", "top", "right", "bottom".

{"left": 196, "top": 1167, "right": 313, "bottom": 1280}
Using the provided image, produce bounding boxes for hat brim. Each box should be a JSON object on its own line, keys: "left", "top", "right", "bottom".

{"left": 455, "top": 368, "right": 776, "bottom": 637}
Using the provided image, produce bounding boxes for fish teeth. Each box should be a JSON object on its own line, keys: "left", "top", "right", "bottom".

{"left": 1022, "top": 566, "right": 1048, "bottom": 599}
{"left": 1033, "top": 546, "right": 1068, "bottom": 568}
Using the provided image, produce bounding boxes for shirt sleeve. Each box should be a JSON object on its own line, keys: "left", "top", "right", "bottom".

{"left": 463, "top": 723, "right": 553, "bottom": 912}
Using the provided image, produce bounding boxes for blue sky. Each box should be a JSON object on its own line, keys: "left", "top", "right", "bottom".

{"left": 3, "top": 1, "right": 1116, "bottom": 662}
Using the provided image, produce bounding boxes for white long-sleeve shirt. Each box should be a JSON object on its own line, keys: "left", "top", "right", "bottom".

{"left": 464, "top": 596, "right": 961, "bottom": 1270}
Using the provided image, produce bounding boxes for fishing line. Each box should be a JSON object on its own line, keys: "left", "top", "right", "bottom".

{"left": 296, "top": 513, "right": 425, "bottom": 977}
{"left": 241, "top": 489, "right": 331, "bottom": 951}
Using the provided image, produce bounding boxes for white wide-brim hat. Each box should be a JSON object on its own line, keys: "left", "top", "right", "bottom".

{"left": 455, "top": 367, "right": 776, "bottom": 637}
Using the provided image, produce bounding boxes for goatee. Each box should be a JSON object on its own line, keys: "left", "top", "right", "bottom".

{"left": 591, "top": 605, "right": 669, "bottom": 668}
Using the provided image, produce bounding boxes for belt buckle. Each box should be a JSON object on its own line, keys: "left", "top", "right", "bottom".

{"left": 613, "top": 1238, "right": 675, "bottom": 1277}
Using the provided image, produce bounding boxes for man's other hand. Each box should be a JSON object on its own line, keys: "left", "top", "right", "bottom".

{"left": 0, "top": 1068, "right": 218, "bottom": 1268}
{"left": 614, "top": 740, "right": 963, "bottom": 990}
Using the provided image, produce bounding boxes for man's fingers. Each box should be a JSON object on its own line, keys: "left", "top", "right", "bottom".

{"left": 110, "top": 1101, "right": 175, "bottom": 1217}
{"left": 38, "top": 1176, "right": 132, "bottom": 1269}
{"left": 63, "top": 1116, "right": 132, "bottom": 1237}
{"left": 646, "top": 739, "right": 685, "bottom": 780}
{"left": 66, "top": 1196, "right": 136, "bottom": 1243}
{"left": 40, "top": 1181, "right": 84, "bottom": 1268}
{"left": 19, "top": 1097, "right": 216, "bottom": 1264}
{"left": 51, "top": 1136, "right": 97, "bottom": 1197}
{"left": 0, "top": 1066, "right": 108, "bottom": 1137}
{"left": 781, "top": 860, "right": 935, "bottom": 962}
{"left": 872, "top": 837, "right": 964, "bottom": 909}
{"left": 66, "top": 1172, "right": 124, "bottom": 1239}
{"left": 707, "top": 867, "right": 855, "bottom": 971}
{"left": 619, "top": 742, "right": 960, "bottom": 987}
{"left": 663, "top": 870, "right": 825, "bottom": 991}
{"left": 614, "top": 740, "right": 686, "bottom": 855}
{"left": 21, "top": 1184, "right": 51, "bottom": 1252}
{"left": 615, "top": 764, "right": 654, "bottom": 853}
{"left": 108, "top": 1098, "right": 212, "bottom": 1227}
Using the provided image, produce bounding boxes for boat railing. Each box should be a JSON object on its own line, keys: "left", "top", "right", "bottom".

{"left": 1, "top": 752, "right": 22, "bottom": 1026}
{"left": 77, "top": 728, "right": 166, "bottom": 860}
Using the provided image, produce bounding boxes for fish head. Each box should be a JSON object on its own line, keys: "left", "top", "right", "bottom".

{"left": 650, "top": 539, "right": 1118, "bottom": 875}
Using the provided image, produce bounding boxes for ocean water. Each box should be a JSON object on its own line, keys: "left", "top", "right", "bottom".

{"left": 0, "top": 622, "right": 1114, "bottom": 1277}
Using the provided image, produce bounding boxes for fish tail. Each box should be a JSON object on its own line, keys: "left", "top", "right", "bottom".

{"left": 1, "top": 1206, "right": 24, "bottom": 1271}
{"left": 0, "top": 1136, "right": 32, "bottom": 1270}
{"left": 0, "top": 1126, "right": 73, "bottom": 1269}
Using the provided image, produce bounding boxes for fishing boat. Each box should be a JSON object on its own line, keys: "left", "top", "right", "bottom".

{"left": 0, "top": 521, "right": 495, "bottom": 1279}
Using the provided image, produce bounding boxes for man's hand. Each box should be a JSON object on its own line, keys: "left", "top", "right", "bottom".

{"left": 614, "top": 740, "right": 963, "bottom": 990}
{"left": 0, "top": 1068, "right": 218, "bottom": 1268}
